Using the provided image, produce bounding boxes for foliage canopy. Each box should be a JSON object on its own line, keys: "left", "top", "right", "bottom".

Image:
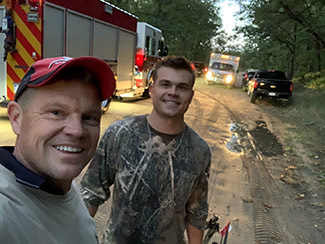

{"left": 106, "top": 0, "right": 222, "bottom": 64}
{"left": 237, "top": 0, "right": 325, "bottom": 79}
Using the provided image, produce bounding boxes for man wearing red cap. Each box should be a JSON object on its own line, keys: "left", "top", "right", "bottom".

{"left": 0, "top": 56, "right": 116, "bottom": 243}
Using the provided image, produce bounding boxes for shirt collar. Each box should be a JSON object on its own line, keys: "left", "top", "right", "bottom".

{"left": 0, "top": 146, "right": 64, "bottom": 194}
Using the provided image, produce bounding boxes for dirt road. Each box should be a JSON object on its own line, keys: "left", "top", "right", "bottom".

{"left": 1, "top": 77, "right": 324, "bottom": 243}
{"left": 190, "top": 78, "right": 324, "bottom": 244}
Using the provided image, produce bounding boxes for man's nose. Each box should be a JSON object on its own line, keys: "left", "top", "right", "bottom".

{"left": 168, "top": 85, "right": 178, "bottom": 96}
{"left": 63, "top": 116, "right": 85, "bottom": 138}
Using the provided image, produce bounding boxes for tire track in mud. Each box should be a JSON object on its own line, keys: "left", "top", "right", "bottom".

{"left": 196, "top": 89, "right": 287, "bottom": 243}
{"left": 195, "top": 89, "right": 241, "bottom": 123}
{"left": 190, "top": 91, "right": 233, "bottom": 211}
{"left": 241, "top": 132, "right": 300, "bottom": 244}
{"left": 188, "top": 95, "right": 224, "bottom": 144}
{"left": 242, "top": 153, "right": 283, "bottom": 244}
{"left": 187, "top": 97, "right": 204, "bottom": 132}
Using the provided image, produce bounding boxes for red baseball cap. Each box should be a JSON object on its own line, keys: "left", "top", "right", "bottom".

{"left": 14, "top": 56, "right": 116, "bottom": 102}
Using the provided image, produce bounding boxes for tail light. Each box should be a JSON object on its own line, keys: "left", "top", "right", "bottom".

{"left": 135, "top": 50, "right": 145, "bottom": 72}
{"left": 253, "top": 81, "right": 258, "bottom": 89}
{"left": 204, "top": 67, "right": 208, "bottom": 72}
{"left": 289, "top": 84, "right": 293, "bottom": 91}
{"left": 29, "top": 0, "right": 40, "bottom": 6}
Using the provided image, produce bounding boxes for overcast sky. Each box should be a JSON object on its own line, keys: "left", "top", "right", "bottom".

{"left": 219, "top": 0, "right": 240, "bottom": 35}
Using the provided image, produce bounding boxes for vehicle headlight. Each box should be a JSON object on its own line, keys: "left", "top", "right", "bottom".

{"left": 206, "top": 71, "right": 213, "bottom": 80}
{"left": 225, "top": 74, "right": 233, "bottom": 83}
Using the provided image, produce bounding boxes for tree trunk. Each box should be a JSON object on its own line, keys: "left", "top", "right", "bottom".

{"left": 287, "top": 25, "right": 297, "bottom": 80}
{"left": 316, "top": 41, "right": 321, "bottom": 72}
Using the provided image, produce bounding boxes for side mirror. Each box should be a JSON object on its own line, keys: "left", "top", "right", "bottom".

{"left": 1, "top": 17, "right": 8, "bottom": 32}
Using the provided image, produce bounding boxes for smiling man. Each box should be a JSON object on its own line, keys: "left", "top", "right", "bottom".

{"left": 81, "top": 56, "right": 211, "bottom": 244}
{"left": 0, "top": 56, "right": 115, "bottom": 243}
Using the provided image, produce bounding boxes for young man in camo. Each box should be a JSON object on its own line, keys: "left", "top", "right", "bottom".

{"left": 80, "top": 56, "right": 211, "bottom": 244}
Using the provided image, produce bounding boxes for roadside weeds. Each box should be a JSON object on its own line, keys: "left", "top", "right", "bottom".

{"left": 265, "top": 83, "right": 325, "bottom": 189}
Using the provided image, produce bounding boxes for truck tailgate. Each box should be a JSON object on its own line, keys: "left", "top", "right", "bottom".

{"left": 258, "top": 79, "right": 292, "bottom": 92}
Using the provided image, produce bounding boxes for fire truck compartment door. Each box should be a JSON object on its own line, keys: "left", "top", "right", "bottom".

{"left": 93, "top": 20, "right": 118, "bottom": 61}
{"left": 66, "top": 11, "right": 92, "bottom": 57}
{"left": 0, "top": 6, "right": 6, "bottom": 99}
{"left": 116, "top": 30, "right": 136, "bottom": 90}
{"left": 43, "top": 4, "right": 65, "bottom": 57}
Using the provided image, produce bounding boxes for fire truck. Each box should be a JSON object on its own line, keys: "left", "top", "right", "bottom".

{"left": 134, "top": 22, "right": 168, "bottom": 98}
{"left": 0, "top": 0, "right": 167, "bottom": 107}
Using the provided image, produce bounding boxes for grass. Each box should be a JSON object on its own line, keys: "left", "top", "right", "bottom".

{"left": 280, "top": 82, "right": 325, "bottom": 187}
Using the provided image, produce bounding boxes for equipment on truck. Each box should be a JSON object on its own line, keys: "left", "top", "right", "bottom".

{"left": 205, "top": 53, "right": 240, "bottom": 86}
{"left": 0, "top": 0, "right": 167, "bottom": 108}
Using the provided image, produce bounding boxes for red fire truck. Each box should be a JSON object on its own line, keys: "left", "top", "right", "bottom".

{"left": 0, "top": 0, "right": 167, "bottom": 107}
{"left": 134, "top": 22, "right": 168, "bottom": 98}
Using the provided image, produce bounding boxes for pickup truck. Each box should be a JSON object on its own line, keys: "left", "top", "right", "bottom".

{"left": 247, "top": 70, "right": 293, "bottom": 103}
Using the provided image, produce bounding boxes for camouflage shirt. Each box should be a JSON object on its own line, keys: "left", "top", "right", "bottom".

{"left": 81, "top": 115, "right": 211, "bottom": 244}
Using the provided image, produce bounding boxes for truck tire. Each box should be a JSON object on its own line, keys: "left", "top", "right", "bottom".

{"left": 101, "top": 98, "right": 111, "bottom": 113}
{"left": 247, "top": 89, "right": 251, "bottom": 96}
{"left": 249, "top": 92, "right": 257, "bottom": 103}
{"left": 241, "top": 83, "right": 247, "bottom": 92}
{"left": 286, "top": 96, "right": 292, "bottom": 105}
{"left": 142, "top": 88, "right": 150, "bottom": 98}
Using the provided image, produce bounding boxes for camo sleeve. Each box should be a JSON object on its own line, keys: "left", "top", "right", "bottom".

{"left": 185, "top": 147, "right": 211, "bottom": 230}
{"left": 80, "top": 125, "right": 118, "bottom": 208}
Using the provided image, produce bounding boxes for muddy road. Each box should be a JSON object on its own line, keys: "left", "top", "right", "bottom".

{"left": 0, "top": 77, "right": 324, "bottom": 243}
{"left": 189, "top": 79, "right": 324, "bottom": 244}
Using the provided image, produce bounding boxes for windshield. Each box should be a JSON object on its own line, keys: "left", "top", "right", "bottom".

{"left": 210, "top": 62, "right": 234, "bottom": 72}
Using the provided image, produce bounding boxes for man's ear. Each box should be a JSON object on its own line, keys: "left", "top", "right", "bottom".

{"left": 149, "top": 83, "right": 154, "bottom": 95}
{"left": 7, "top": 101, "right": 23, "bottom": 136}
{"left": 190, "top": 90, "right": 194, "bottom": 103}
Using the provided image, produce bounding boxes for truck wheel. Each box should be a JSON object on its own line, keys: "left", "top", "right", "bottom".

{"left": 101, "top": 98, "right": 111, "bottom": 113}
{"left": 249, "top": 93, "right": 257, "bottom": 103}
{"left": 142, "top": 88, "right": 150, "bottom": 98}
{"left": 247, "top": 89, "right": 251, "bottom": 96}
{"left": 241, "top": 83, "right": 247, "bottom": 92}
{"left": 286, "top": 96, "right": 292, "bottom": 105}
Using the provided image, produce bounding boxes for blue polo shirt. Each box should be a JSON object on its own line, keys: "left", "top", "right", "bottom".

{"left": 0, "top": 146, "right": 64, "bottom": 194}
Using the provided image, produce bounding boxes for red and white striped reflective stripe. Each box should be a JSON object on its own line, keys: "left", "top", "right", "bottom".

{"left": 6, "top": 3, "right": 42, "bottom": 100}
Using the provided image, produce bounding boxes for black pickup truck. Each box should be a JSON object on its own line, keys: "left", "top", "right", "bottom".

{"left": 247, "top": 70, "right": 293, "bottom": 103}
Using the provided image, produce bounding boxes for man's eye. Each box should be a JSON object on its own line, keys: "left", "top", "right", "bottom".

{"left": 51, "top": 110, "right": 61, "bottom": 115}
{"left": 83, "top": 114, "right": 100, "bottom": 123}
{"left": 179, "top": 85, "right": 189, "bottom": 90}
{"left": 83, "top": 115, "right": 93, "bottom": 120}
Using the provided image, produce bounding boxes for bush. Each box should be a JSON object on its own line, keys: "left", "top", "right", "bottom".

{"left": 293, "top": 70, "right": 325, "bottom": 90}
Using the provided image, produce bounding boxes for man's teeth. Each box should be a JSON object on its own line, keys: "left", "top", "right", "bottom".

{"left": 55, "top": 146, "right": 82, "bottom": 152}
{"left": 166, "top": 100, "right": 177, "bottom": 104}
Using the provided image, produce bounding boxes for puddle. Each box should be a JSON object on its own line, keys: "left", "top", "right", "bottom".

{"left": 249, "top": 120, "right": 283, "bottom": 156}
{"left": 226, "top": 121, "right": 283, "bottom": 156}
{"left": 226, "top": 123, "right": 247, "bottom": 153}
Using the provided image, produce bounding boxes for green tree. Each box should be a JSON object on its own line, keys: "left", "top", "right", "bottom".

{"left": 107, "top": 0, "right": 222, "bottom": 64}
{"left": 237, "top": 0, "right": 325, "bottom": 77}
